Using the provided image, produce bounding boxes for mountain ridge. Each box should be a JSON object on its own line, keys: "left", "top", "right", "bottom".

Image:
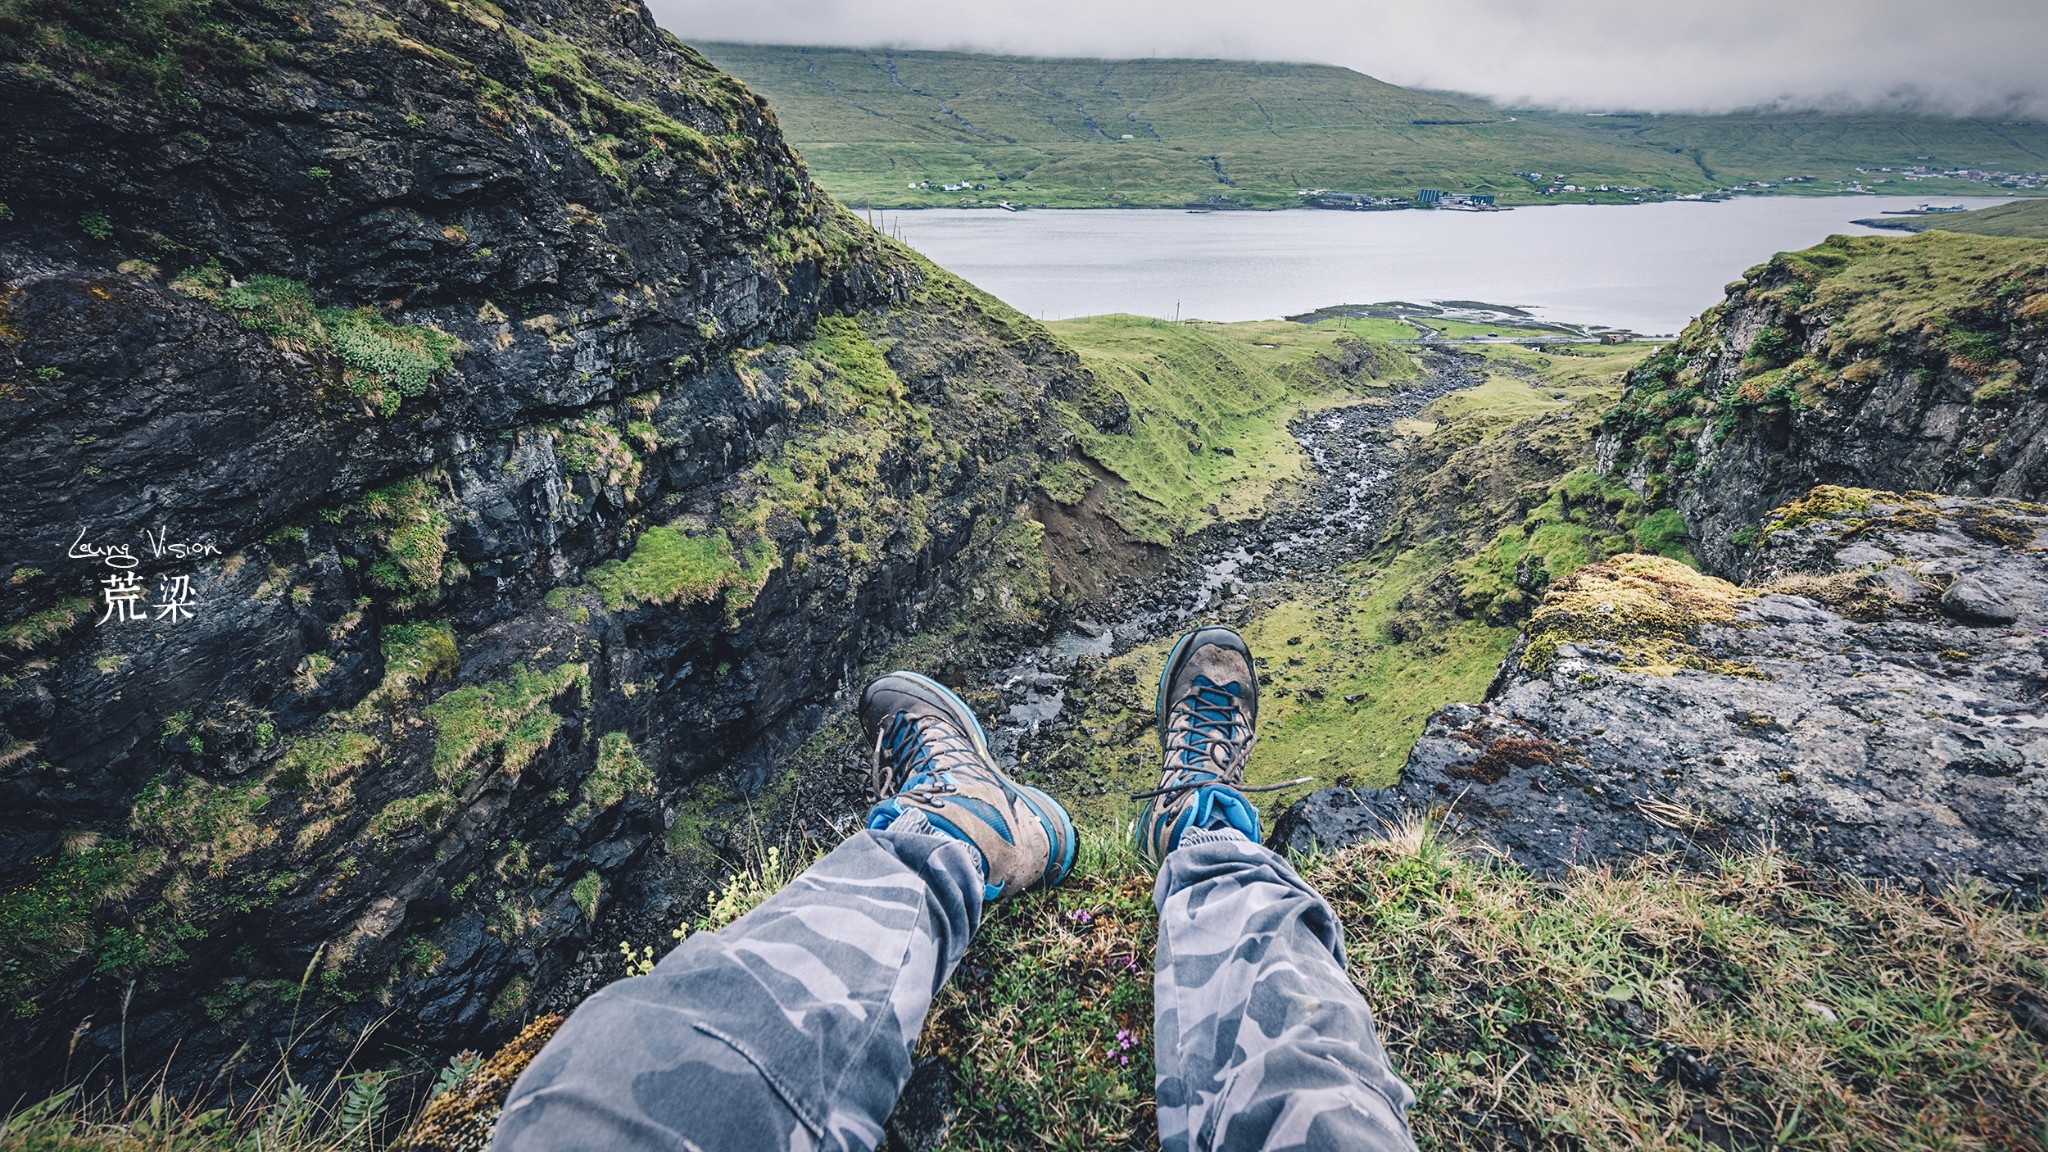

{"left": 696, "top": 41, "right": 2048, "bottom": 209}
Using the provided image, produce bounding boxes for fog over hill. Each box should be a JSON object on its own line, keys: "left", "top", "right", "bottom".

{"left": 653, "top": 0, "right": 2048, "bottom": 118}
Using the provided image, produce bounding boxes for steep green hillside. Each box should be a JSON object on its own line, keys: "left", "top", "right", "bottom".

{"left": 1045, "top": 315, "right": 1410, "bottom": 545}
{"left": 698, "top": 43, "right": 2048, "bottom": 208}
{"left": 1857, "top": 197, "right": 2048, "bottom": 238}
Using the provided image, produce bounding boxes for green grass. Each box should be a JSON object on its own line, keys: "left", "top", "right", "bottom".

{"left": 697, "top": 43, "right": 2048, "bottom": 209}
{"left": 1867, "top": 198, "right": 2048, "bottom": 239}
{"left": 574, "top": 732, "right": 654, "bottom": 821}
{"left": 918, "top": 826, "right": 2048, "bottom": 1151}
{"left": 0, "top": 839, "right": 163, "bottom": 1020}
{"left": 423, "top": 662, "right": 589, "bottom": 789}
{"left": 1024, "top": 344, "right": 1659, "bottom": 832}
{"left": 586, "top": 526, "right": 750, "bottom": 611}
{"left": 14, "top": 830, "right": 2044, "bottom": 1151}
{"left": 170, "top": 268, "right": 462, "bottom": 418}
{"left": 0, "top": 0, "right": 278, "bottom": 98}
{"left": 128, "top": 774, "right": 274, "bottom": 878}
{"left": 1047, "top": 315, "right": 1411, "bottom": 544}
{"left": 351, "top": 478, "right": 454, "bottom": 598}
{"left": 1, "top": 597, "right": 91, "bottom": 652}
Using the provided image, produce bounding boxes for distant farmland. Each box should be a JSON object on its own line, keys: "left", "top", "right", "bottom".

{"left": 699, "top": 43, "right": 2048, "bottom": 209}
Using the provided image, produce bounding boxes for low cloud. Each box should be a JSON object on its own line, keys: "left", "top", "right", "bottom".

{"left": 648, "top": 0, "right": 2048, "bottom": 118}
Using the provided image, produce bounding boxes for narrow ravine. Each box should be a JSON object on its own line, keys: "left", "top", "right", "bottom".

{"left": 986, "top": 349, "right": 1488, "bottom": 762}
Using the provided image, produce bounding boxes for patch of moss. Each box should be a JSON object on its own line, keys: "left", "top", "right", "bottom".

{"left": 401, "top": 1014, "right": 564, "bottom": 1151}
{"left": 378, "top": 619, "right": 460, "bottom": 700}
{"left": 0, "top": 838, "right": 163, "bottom": 1018}
{"left": 0, "top": 0, "right": 285, "bottom": 98}
{"left": 586, "top": 525, "right": 748, "bottom": 611}
{"left": 355, "top": 477, "right": 454, "bottom": 598}
{"left": 173, "top": 269, "right": 463, "bottom": 417}
{"left": 552, "top": 418, "right": 644, "bottom": 491}
{"left": 368, "top": 790, "right": 456, "bottom": 842}
{"left": 1520, "top": 554, "right": 1757, "bottom": 678}
{"left": 0, "top": 596, "right": 91, "bottom": 651}
{"left": 1455, "top": 467, "right": 1695, "bottom": 627}
{"left": 128, "top": 772, "right": 275, "bottom": 877}
{"left": 1037, "top": 459, "right": 1095, "bottom": 505}
{"left": 486, "top": 974, "right": 531, "bottom": 1023}
{"left": 275, "top": 729, "right": 380, "bottom": 789}
{"left": 571, "top": 871, "right": 601, "bottom": 923}
{"left": 573, "top": 731, "right": 654, "bottom": 821}
{"left": 1759, "top": 485, "right": 1880, "bottom": 540}
{"left": 424, "top": 662, "right": 589, "bottom": 791}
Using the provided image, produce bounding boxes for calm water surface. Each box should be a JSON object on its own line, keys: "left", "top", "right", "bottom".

{"left": 887, "top": 196, "right": 2018, "bottom": 335}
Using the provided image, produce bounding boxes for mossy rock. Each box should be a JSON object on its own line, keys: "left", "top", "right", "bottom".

{"left": 1521, "top": 553, "right": 1757, "bottom": 678}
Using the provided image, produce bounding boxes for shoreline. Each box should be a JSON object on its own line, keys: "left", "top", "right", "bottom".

{"left": 852, "top": 191, "right": 2042, "bottom": 214}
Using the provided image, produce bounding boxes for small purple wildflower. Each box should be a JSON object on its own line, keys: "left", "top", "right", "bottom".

{"left": 1068, "top": 908, "right": 1094, "bottom": 925}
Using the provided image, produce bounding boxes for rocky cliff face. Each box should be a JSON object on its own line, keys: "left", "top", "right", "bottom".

{"left": 1594, "top": 232, "right": 2048, "bottom": 579}
{"left": 0, "top": 0, "right": 1090, "bottom": 1095}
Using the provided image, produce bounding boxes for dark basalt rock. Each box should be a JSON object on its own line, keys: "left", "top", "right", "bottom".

{"left": 1591, "top": 237, "right": 2048, "bottom": 583}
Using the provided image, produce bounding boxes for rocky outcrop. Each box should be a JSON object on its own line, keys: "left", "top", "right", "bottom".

{"left": 1594, "top": 232, "right": 2048, "bottom": 579}
{"left": 1276, "top": 491, "right": 2048, "bottom": 900}
{"left": 0, "top": 0, "right": 1093, "bottom": 1096}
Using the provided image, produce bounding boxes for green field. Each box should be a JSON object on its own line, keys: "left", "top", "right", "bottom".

{"left": 1856, "top": 196, "right": 2048, "bottom": 238}
{"left": 698, "top": 43, "right": 2048, "bottom": 209}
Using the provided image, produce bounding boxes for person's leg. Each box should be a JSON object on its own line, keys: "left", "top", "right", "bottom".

{"left": 1135, "top": 626, "right": 1416, "bottom": 1152}
{"left": 493, "top": 826, "right": 981, "bottom": 1152}
{"left": 1153, "top": 829, "right": 1415, "bottom": 1152}
{"left": 494, "top": 671, "right": 1075, "bottom": 1152}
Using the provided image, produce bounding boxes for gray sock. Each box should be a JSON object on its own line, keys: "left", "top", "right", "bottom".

{"left": 1179, "top": 825, "right": 1251, "bottom": 849}
{"left": 885, "top": 810, "right": 944, "bottom": 839}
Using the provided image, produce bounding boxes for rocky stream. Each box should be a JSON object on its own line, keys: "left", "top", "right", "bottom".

{"left": 986, "top": 350, "right": 1488, "bottom": 765}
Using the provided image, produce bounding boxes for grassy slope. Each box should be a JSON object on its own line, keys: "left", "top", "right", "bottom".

{"left": 699, "top": 43, "right": 2048, "bottom": 209}
{"left": 17, "top": 333, "right": 2046, "bottom": 1151}
{"left": 1601, "top": 230, "right": 2048, "bottom": 499}
{"left": 1516, "top": 106, "right": 2048, "bottom": 192}
{"left": 1861, "top": 197, "right": 2048, "bottom": 238}
{"left": 1044, "top": 315, "right": 1412, "bottom": 545}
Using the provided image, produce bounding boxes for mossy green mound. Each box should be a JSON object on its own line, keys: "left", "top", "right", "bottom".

{"left": 1520, "top": 553, "right": 1752, "bottom": 677}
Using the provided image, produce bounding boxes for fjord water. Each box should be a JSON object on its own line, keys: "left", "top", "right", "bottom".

{"left": 889, "top": 195, "right": 2017, "bottom": 335}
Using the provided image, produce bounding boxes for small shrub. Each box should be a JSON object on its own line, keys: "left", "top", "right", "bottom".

{"left": 571, "top": 871, "right": 601, "bottom": 922}
{"left": 572, "top": 732, "right": 654, "bottom": 821}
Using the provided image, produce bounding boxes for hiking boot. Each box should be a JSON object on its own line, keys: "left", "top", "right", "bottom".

{"left": 862, "top": 671, "right": 1077, "bottom": 902}
{"left": 1134, "top": 625, "right": 1301, "bottom": 864}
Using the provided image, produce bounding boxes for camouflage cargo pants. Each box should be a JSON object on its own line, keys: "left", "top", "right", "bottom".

{"left": 493, "top": 827, "right": 1415, "bottom": 1152}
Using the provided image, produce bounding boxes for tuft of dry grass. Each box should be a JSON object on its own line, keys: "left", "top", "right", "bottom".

{"left": 1309, "top": 827, "right": 2048, "bottom": 1152}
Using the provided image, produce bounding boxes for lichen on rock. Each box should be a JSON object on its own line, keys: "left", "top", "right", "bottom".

{"left": 1518, "top": 553, "right": 1755, "bottom": 677}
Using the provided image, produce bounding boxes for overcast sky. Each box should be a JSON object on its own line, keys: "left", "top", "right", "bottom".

{"left": 649, "top": 0, "right": 2048, "bottom": 117}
